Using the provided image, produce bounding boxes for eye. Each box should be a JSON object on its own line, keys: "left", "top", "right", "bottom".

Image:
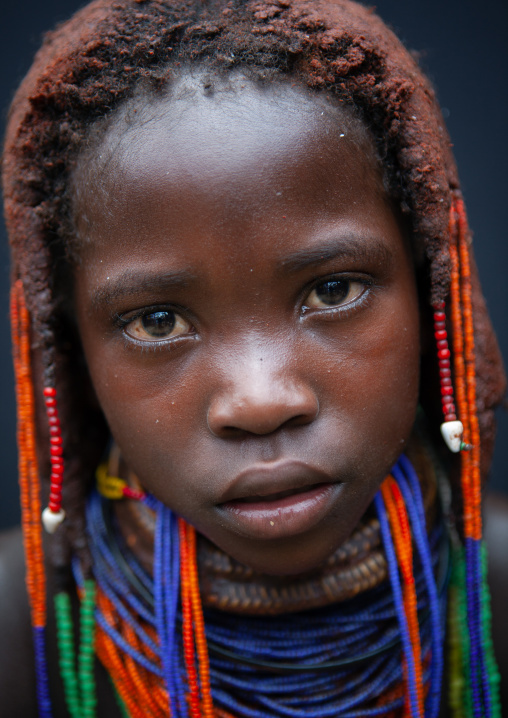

{"left": 124, "top": 309, "right": 192, "bottom": 342}
{"left": 304, "top": 278, "right": 367, "bottom": 310}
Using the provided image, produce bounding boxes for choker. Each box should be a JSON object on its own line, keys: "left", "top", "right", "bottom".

{"left": 103, "top": 434, "right": 438, "bottom": 616}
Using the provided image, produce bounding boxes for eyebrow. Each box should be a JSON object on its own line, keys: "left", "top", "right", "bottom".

{"left": 90, "top": 269, "right": 197, "bottom": 308}
{"left": 277, "top": 236, "right": 395, "bottom": 274}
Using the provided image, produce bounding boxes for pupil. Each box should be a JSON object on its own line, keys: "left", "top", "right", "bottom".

{"left": 316, "top": 280, "right": 349, "bottom": 305}
{"left": 141, "top": 311, "right": 175, "bottom": 337}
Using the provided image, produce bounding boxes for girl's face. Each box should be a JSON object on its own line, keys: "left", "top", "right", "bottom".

{"left": 73, "top": 74, "right": 420, "bottom": 575}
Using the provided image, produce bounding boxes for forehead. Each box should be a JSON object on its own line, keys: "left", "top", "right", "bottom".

{"left": 71, "top": 72, "right": 389, "bottom": 252}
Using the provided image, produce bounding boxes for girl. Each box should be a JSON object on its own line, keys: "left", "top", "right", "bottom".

{"left": 1, "top": 0, "right": 506, "bottom": 716}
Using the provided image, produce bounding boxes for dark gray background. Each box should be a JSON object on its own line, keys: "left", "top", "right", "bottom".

{"left": 1, "top": 0, "right": 507, "bottom": 529}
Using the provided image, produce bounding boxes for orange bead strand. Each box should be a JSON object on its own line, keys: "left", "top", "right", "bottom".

{"left": 381, "top": 477, "right": 424, "bottom": 717}
{"left": 179, "top": 518, "right": 202, "bottom": 718}
{"left": 10, "top": 280, "right": 46, "bottom": 629}
{"left": 185, "top": 522, "right": 215, "bottom": 718}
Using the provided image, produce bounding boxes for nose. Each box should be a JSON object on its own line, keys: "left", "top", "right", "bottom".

{"left": 207, "top": 358, "right": 319, "bottom": 437}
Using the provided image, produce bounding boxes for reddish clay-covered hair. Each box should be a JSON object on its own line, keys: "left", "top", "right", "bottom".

{"left": 2, "top": 0, "right": 505, "bottom": 565}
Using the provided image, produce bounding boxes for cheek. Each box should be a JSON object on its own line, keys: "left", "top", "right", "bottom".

{"left": 320, "top": 285, "right": 421, "bottom": 463}
{"left": 88, "top": 359, "right": 204, "bottom": 461}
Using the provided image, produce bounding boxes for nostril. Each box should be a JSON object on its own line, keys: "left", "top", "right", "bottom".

{"left": 207, "top": 380, "right": 319, "bottom": 438}
{"left": 221, "top": 415, "right": 307, "bottom": 438}
{"left": 289, "top": 413, "right": 312, "bottom": 427}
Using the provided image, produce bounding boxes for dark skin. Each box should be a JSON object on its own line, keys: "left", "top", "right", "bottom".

{"left": 0, "top": 73, "right": 506, "bottom": 715}
{"left": 72, "top": 73, "right": 420, "bottom": 577}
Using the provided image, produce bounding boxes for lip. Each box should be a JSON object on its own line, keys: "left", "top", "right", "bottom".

{"left": 217, "top": 461, "right": 340, "bottom": 540}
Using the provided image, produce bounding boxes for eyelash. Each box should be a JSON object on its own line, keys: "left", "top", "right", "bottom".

{"left": 114, "top": 305, "right": 195, "bottom": 349}
{"left": 115, "top": 275, "right": 374, "bottom": 347}
{"left": 301, "top": 274, "right": 374, "bottom": 316}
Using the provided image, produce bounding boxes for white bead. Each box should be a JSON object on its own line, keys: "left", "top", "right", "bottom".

{"left": 42, "top": 507, "right": 66, "bottom": 533}
{"left": 440, "top": 420, "right": 464, "bottom": 453}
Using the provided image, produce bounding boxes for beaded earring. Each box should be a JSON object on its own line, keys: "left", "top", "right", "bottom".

{"left": 434, "top": 300, "right": 471, "bottom": 454}
{"left": 41, "top": 386, "right": 66, "bottom": 533}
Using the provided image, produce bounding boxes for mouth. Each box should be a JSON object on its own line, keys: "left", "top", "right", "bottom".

{"left": 217, "top": 462, "right": 340, "bottom": 540}
{"left": 232, "top": 483, "right": 329, "bottom": 503}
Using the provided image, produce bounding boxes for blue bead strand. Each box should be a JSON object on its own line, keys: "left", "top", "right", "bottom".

{"left": 394, "top": 456, "right": 445, "bottom": 718}
{"left": 33, "top": 626, "right": 53, "bottom": 718}
{"left": 374, "top": 490, "right": 421, "bottom": 717}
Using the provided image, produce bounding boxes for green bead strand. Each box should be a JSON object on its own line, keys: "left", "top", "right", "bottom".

{"left": 80, "top": 579, "right": 98, "bottom": 718}
{"left": 447, "top": 582, "right": 464, "bottom": 716}
{"left": 55, "top": 591, "right": 82, "bottom": 718}
{"left": 480, "top": 543, "right": 502, "bottom": 718}
{"left": 55, "top": 580, "right": 98, "bottom": 718}
{"left": 447, "top": 544, "right": 473, "bottom": 718}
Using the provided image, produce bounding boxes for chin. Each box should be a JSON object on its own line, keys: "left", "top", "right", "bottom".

{"left": 218, "top": 532, "right": 341, "bottom": 578}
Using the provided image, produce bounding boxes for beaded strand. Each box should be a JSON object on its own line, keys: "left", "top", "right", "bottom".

{"left": 54, "top": 579, "right": 98, "bottom": 718}
{"left": 479, "top": 544, "right": 501, "bottom": 718}
{"left": 452, "top": 198, "right": 485, "bottom": 718}
{"left": 10, "top": 280, "right": 52, "bottom": 718}
{"left": 55, "top": 592, "right": 81, "bottom": 718}
{"left": 374, "top": 488, "right": 421, "bottom": 718}
{"left": 179, "top": 517, "right": 202, "bottom": 718}
{"left": 153, "top": 498, "right": 183, "bottom": 715}
{"left": 393, "top": 456, "right": 444, "bottom": 718}
{"left": 447, "top": 543, "right": 473, "bottom": 717}
{"left": 41, "top": 386, "right": 66, "bottom": 533}
{"left": 182, "top": 521, "right": 215, "bottom": 718}
{"left": 380, "top": 477, "right": 424, "bottom": 717}
{"left": 446, "top": 196, "right": 501, "bottom": 718}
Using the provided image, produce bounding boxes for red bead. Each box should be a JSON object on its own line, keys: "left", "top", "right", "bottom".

{"left": 44, "top": 397, "right": 56, "bottom": 408}
{"left": 444, "top": 413, "right": 457, "bottom": 422}
{"left": 46, "top": 407, "right": 57, "bottom": 417}
{"left": 434, "top": 321, "right": 446, "bottom": 330}
{"left": 437, "top": 340, "right": 448, "bottom": 350}
{"left": 50, "top": 473, "right": 63, "bottom": 486}
{"left": 441, "top": 386, "right": 453, "bottom": 396}
{"left": 48, "top": 500, "right": 60, "bottom": 512}
{"left": 441, "top": 377, "right": 452, "bottom": 386}
{"left": 434, "top": 330, "right": 447, "bottom": 341}
{"left": 443, "top": 404, "right": 456, "bottom": 415}
{"left": 50, "top": 463, "right": 64, "bottom": 475}
{"left": 49, "top": 426, "right": 60, "bottom": 436}
{"left": 48, "top": 416, "right": 60, "bottom": 427}
{"left": 49, "top": 490, "right": 61, "bottom": 503}
{"left": 50, "top": 445, "right": 63, "bottom": 457}
{"left": 50, "top": 435, "right": 63, "bottom": 446}
{"left": 123, "top": 486, "right": 145, "bottom": 501}
{"left": 434, "top": 311, "right": 446, "bottom": 322}
{"left": 43, "top": 387, "right": 57, "bottom": 398}
{"left": 437, "top": 348, "right": 450, "bottom": 360}
{"left": 439, "top": 367, "right": 451, "bottom": 378}
{"left": 438, "top": 358, "right": 450, "bottom": 369}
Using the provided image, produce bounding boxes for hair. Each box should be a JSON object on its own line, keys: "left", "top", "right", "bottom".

{"left": 2, "top": 0, "right": 505, "bottom": 567}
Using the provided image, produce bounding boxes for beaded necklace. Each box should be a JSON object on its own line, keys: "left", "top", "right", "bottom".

{"left": 57, "top": 454, "right": 447, "bottom": 718}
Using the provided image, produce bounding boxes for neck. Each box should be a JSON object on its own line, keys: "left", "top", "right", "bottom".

{"left": 109, "top": 431, "right": 438, "bottom": 615}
